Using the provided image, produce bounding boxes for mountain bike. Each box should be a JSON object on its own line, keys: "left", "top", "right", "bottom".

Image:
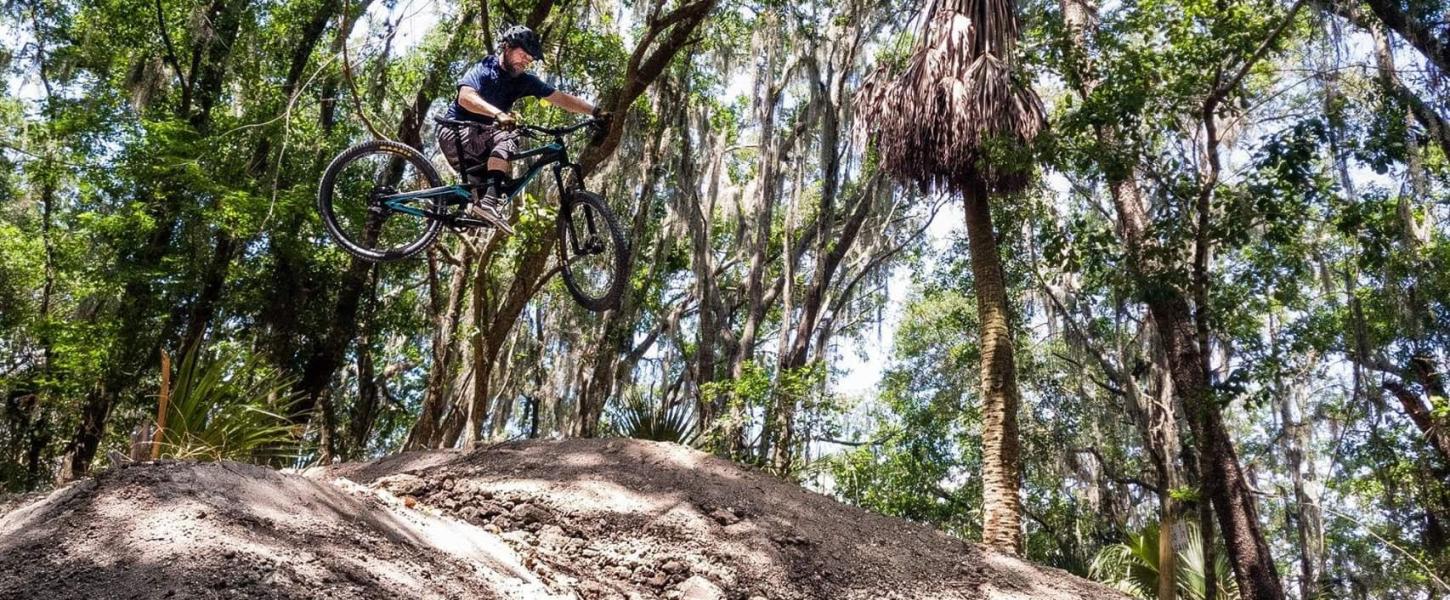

{"left": 316, "top": 117, "right": 627, "bottom": 312}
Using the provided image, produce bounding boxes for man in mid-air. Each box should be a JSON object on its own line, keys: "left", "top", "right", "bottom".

{"left": 438, "top": 25, "right": 609, "bottom": 234}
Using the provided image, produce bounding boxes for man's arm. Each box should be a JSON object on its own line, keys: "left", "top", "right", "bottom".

{"left": 458, "top": 86, "right": 508, "bottom": 118}
{"left": 543, "top": 90, "right": 597, "bottom": 115}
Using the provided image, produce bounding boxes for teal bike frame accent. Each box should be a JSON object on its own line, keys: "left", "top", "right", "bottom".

{"left": 378, "top": 141, "right": 567, "bottom": 219}
{"left": 383, "top": 185, "right": 470, "bottom": 216}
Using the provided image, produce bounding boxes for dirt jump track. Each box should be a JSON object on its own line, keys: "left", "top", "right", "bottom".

{"left": 0, "top": 438, "right": 1126, "bottom": 599}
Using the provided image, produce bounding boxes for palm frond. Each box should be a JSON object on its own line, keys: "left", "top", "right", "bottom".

{"left": 855, "top": 0, "right": 1044, "bottom": 195}
{"left": 158, "top": 343, "right": 303, "bottom": 462}
{"left": 1176, "top": 520, "right": 1240, "bottom": 600}
{"left": 1089, "top": 521, "right": 1241, "bottom": 600}
{"left": 607, "top": 389, "right": 699, "bottom": 446}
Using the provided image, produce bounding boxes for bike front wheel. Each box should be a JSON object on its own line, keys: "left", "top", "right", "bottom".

{"left": 317, "top": 139, "right": 444, "bottom": 262}
{"left": 557, "top": 190, "right": 628, "bottom": 312}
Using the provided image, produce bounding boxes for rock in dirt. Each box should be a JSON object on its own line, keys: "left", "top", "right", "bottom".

{"left": 1, "top": 439, "right": 1128, "bottom": 600}
{"left": 707, "top": 507, "right": 741, "bottom": 526}
{"left": 677, "top": 575, "right": 726, "bottom": 600}
{"left": 373, "top": 472, "right": 429, "bottom": 497}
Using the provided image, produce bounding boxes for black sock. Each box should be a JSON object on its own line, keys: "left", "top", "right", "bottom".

{"left": 477, "top": 181, "right": 497, "bottom": 204}
{"left": 483, "top": 170, "right": 508, "bottom": 200}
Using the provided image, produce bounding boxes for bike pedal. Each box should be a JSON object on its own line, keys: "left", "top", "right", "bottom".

{"left": 452, "top": 217, "right": 492, "bottom": 228}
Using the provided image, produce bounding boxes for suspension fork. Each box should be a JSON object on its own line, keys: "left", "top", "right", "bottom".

{"left": 554, "top": 163, "right": 601, "bottom": 255}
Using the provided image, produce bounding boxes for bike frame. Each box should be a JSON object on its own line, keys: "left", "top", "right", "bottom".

{"left": 378, "top": 128, "right": 585, "bottom": 223}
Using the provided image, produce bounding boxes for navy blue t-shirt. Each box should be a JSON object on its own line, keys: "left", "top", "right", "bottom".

{"left": 446, "top": 54, "right": 557, "bottom": 123}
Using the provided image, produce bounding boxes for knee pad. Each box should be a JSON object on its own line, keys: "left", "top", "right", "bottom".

{"left": 489, "top": 142, "right": 516, "bottom": 161}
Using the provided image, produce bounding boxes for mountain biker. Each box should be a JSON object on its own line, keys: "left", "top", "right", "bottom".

{"left": 438, "top": 25, "right": 610, "bottom": 234}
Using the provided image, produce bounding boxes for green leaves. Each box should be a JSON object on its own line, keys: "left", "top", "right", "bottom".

{"left": 1089, "top": 521, "right": 1240, "bottom": 600}
{"left": 158, "top": 343, "right": 305, "bottom": 462}
{"left": 607, "top": 388, "right": 699, "bottom": 446}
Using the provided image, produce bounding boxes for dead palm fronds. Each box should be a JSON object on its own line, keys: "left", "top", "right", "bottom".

{"left": 856, "top": 0, "right": 1045, "bottom": 194}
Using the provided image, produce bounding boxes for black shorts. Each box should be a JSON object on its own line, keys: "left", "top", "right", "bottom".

{"left": 437, "top": 122, "right": 519, "bottom": 182}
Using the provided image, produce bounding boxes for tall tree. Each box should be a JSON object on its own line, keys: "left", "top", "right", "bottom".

{"left": 60, "top": 0, "right": 255, "bottom": 480}
{"left": 856, "top": 0, "right": 1046, "bottom": 554}
{"left": 1052, "top": 0, "right": 1303, "bottom": 595}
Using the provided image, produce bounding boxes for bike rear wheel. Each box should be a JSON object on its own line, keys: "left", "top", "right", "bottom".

{"left": 317, "top": 139, "right": 444, "bottom": 262}
{"left": 557, "top": 190, "right": 628, "bottom": 312}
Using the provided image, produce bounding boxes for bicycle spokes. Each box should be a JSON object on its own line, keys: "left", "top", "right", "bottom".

{"left": 329, "top": 152, "right": 437, "bottom": 254}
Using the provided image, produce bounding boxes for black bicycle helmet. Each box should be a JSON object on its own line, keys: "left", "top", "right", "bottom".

{"left": 499, "top": 25, "right": 544, "bottom": 60}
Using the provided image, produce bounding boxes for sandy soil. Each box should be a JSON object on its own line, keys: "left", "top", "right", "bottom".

{"left": 0, "top": 438, "right": 1126, "bottom": 599}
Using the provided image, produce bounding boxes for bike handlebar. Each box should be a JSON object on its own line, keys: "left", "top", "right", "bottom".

{"left": 520, "top": 120, "right": 601, "bottom": 137}
{"left": 432, "top": 116, "right": 605, "bottom": 138}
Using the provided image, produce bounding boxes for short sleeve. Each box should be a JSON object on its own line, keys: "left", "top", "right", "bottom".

{"left": 457, "top": 60, "right": 487, "bottom": 91}
{"left": 526, "top": 74, "right": 557, "bottom": 99}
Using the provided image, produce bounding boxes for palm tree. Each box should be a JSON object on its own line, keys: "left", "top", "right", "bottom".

{"left": 856, "top": 0, "right": 1045, "bottom": 554}
{"left": 158, "top": 344, "right": 303, "bottom": 463}
{"left": 608, "top": 388, "right": 700, "bottom": 446}
{"left": 1090, "top": 521, "right": 1239, "bottom": 600}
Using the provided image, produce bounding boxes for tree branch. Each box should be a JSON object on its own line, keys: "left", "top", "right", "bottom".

{"left": 1361, "top": 0, "right": 1450, "bottom": 74}
{"left": 154, "top": 0, "right": 190, "bottom": 92}
{"left": 338, "top": 4, "right": 385, "bottom": 140}
{"left": 1210, "top": 0, "right": 1309, "bottom": 105}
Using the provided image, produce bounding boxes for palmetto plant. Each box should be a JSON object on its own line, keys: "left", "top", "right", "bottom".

{"left": 854, "top": 0, "right": 1045, "bottom": 555}
{"left": 607, "top": 389, "right": 699, "bottom": 446}
{"left": 157, "top": 344, "right": 302, "bottom": 462}
{"left": 1090, "top": 521, "right": 1240, "bottom": 600}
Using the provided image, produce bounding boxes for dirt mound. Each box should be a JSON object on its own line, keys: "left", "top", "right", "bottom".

{"left": 0, "top": 439, "right": 1124, "bottom": 599}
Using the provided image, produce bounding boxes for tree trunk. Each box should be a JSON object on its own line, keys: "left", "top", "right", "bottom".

{"left": 962, "top": 185, "right": 1023, "bottom": 555}
{"left": 1370, "top": 22, "right": 1431, "bottom": 253}
{"left": 406, "top": 246, "right": 474, "bottom": 449}
{"left": 563, "top": 0, "right": 718, "bottom": 436}
{"left": 1152, "top": 285, "right": 1284, "bottom": 600}
{"left": 348, "top": 282, "right": 380, "bottom": 457}
{"left": 297, "top": 8, "right": 476, "bottom": 442}
{"left": 179, "top": 231, "right": 235, "bottom": 353}
{"left": 185, "top": 0, "right": 253, "bottom": 132}
{"left": 1318, "top": 0, "right": 1450, "bottom": 160}
{"left": 344, "top": 265, "right": 392, "bottom": 459}
{"left": 249, "top": 0, "right": 341, "bottom": 175}
{"left": 318, "top": 0, "right": 375, "bottom": 135}
{"left": 1287, "top": 386, "right": 1322, "bottom": 600}
{"left": 471, "top": 233, "right": 556, "bottom": 442}
{"left": 1384, "top": 381, "right": 1450, "bottom": 465}
{"left": 769, "top": 99, "right": 875, "bottom": 472}
{"left": 730, "top": 14, "right": 783, "bottom": 389}
{"left": 1358, "top": 0, "right": 1448, "bottom": 73}
{"left": 581, "top": 99, "right": 671, "bottom": 427}
{"left": 489, "top": 324, "right": 528, "bottom": 440}
{"left": 677, "top": 103, "right": 727, "bottom": 445}
{"left": 1058, "top": 0, "right": 1286, "bottom": 594}
{"left": 1146, "top": 333, "right": 1183, "bottom": 600}
{"left": 9, "top": 174, "right": 59, "bottom": 490}
{"left": 62, "top": 225, "right": 170, "bottom": 481}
